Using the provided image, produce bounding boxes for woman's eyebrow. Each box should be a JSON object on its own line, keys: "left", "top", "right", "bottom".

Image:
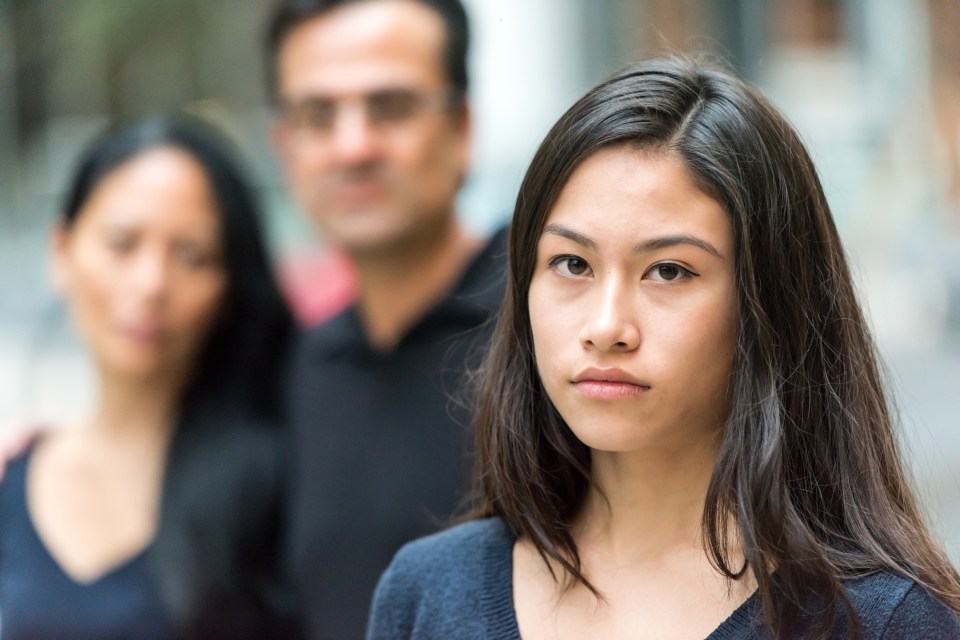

{"left": 542, "top": 224, "right": 596, "bottom": 249}
{"left": 544, "top": 224, "right": 723, "bottom": 261}
{"left": 635, "top": 235, "right": 723, "bottom": 260}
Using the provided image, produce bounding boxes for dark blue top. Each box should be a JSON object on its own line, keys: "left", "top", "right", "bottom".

{"left": 0, "top": 450, "right": 177, "bottom": 640}
{"left": 367, "top": 518, "right": 960, "bottom": 639}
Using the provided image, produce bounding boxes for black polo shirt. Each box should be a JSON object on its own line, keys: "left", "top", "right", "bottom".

{"left": 286, "top": 227, "right": 508, "bottom": 640}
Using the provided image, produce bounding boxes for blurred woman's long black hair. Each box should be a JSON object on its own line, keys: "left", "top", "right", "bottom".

{"left": 63, "top": 115, "right": 299, "bottom": 639}
{"left": 471, "top": 58, "right": 960, "bottom": 639}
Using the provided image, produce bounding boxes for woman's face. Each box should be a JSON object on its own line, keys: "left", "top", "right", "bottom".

{"left": 53, "top": 146, "right": 228, "bottom": 383}
{"left": 528, "top": 146, "right": 737, "bottom": 455}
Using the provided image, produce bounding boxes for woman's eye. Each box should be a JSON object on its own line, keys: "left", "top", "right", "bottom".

{"left": 178, "top": 251, "right": 202, "bottom": 268}
{"left": 173, "top": 244, "right": 215, "bottom": 269}
{"left": 646, "top": 263, "right": 694, "bottom": 282}
{"left": 105, "top": 234, "right": 135, "bottom": 254}
{"left": 549, "top": 255, "right": 592, "bottom": 278}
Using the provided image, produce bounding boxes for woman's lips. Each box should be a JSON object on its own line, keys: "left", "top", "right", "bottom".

{"left": 572, "top": 368, "right": 650, "bottom": 399}
{"left": 574, "top": 380, "right": 649, "bottom": 399}
{"left": 119, "top": 322, "right": 163, "bottom": 344}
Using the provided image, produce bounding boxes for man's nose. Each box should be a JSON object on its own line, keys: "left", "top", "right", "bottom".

{"left": 329, "top": 101, "right": 380, "bottom": 166}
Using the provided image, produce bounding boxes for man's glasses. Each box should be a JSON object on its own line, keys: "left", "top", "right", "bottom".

{"left": 279, "top": 88, "right": 458, "bottom": 135}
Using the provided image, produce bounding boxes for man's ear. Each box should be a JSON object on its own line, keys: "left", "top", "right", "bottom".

{"left": 452, "top": 99, "right": 472, "bottom": 135}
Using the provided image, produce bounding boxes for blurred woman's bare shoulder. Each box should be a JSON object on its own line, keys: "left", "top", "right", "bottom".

{"left": 0, "top": 420, "right": 64, "bottom": 483}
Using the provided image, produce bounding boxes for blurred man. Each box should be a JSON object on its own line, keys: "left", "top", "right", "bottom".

{"left": 267, "top": 1, "right": 506, "bottom": 636}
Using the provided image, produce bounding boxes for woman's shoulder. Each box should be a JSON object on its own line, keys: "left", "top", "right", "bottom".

{"left": 843, "top": 571, "right": 960, "bottom": 638}
{"left": 0, "top": 445, "right": 30, "bottom": 497}
{"left": 388, "top": 517, "right": 513, "bottom": 582}
{"left": 366, "top": 518, "right": 516, "bottom": 639}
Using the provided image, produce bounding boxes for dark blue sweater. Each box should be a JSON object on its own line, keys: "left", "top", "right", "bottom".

{"left": 367, "top": 518, "right": 960, "bottom": 639}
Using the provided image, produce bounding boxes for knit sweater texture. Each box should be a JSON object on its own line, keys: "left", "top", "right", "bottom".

{"left": 366, "top": 518, "right": 960, "bottom": 639}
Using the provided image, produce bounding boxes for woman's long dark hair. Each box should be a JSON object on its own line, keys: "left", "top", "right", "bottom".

{"left": 471, "top": 58, "right": 960, "bottom": 638}
{"left": 63, "top": 115, "right": 299, "bottom": 639}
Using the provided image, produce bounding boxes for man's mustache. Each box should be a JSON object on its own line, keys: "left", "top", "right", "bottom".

{"left": 321, "top": 164, "right": 398, "bottom": 190}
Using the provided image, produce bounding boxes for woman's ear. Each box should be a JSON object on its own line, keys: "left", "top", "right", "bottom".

{"left": 49, "top": 222, "right": 71, "bottom": 295}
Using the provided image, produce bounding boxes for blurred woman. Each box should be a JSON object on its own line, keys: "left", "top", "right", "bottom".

{"left": 366, "top": 59, "right": 960, "bottom": 639}
{"left": 0, "top": 116, "right": 299, "bottom": 639}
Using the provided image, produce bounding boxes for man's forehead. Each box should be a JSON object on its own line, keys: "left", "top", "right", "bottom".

{"left": 277, "top": 0, "right": 447, "bottom": 99}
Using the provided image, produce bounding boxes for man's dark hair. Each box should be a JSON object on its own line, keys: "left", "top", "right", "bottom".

{"left": 265, "top": 0, "right": 470, "bottom": 102}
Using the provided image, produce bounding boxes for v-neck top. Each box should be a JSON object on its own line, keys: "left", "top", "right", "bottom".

{"left": 366, "top": 518, "right": 960, "bottom": 639}
{"left": 0, "top": 450, "right": 177, "bottom": 640}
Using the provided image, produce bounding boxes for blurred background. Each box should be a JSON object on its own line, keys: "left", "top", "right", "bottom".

{"left": 1, "top": 0, "right": 958, "bottom": 555}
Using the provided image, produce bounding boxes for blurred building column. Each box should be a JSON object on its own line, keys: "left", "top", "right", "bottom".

{"left": 459, "top": 0, "right": 591, "bottom": 230}
{"left": 0, "top": 0, "right": 19, "bottom": 230}
{"left": 709, "top": 0, "right": 769, "bottom": 81}
{"left": 928, "top": 0, "right": 960, "bottom": 226}
{"left": 583, "top": 0, "right": 774, "bottom": 82}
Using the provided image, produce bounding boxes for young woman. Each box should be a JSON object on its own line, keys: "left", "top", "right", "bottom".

{"left": 365, "top": 59, "right": 960, "bottom": 639}
{"left": 0, "top": 116, "right": 300, "bottom": 639}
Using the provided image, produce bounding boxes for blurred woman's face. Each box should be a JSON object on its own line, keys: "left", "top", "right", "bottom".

{"left": 528, "top": 146, "right": 738, "bottom": 455}
{"left": 53, "top": 147, "right": 227, "bottom": 384}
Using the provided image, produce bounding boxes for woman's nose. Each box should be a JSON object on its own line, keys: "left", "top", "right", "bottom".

{"left": 579, "top": 276, "right": 640, "bottom": 352}
{"left": 128, "top": 249, "right": 169, "bottom": 301}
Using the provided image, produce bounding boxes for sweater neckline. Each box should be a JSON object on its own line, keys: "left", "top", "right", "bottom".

{"left": 479, "top": 519, "right": 523, "bottom": 639}
{"left": 478, "top": 517, "right": 761, "bottom": 639}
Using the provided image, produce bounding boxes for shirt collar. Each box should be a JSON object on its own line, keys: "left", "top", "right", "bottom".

{"left": 308, "top": 224, "right": 509, "bottom": 360}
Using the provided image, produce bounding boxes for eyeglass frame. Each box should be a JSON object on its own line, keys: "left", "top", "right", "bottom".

{"left": 277, "top": 86, "right": 463, "bottom": 137}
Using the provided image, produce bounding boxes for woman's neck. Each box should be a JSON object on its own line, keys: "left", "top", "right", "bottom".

{"left": 26, "top": 369, "right": 180, "bottom": 585}
{"left": 514, "top": 437, "right": 756, "bottom": 640}
{"left": 85, "top": 371, "right": 181, "bottom": 445}
{"left": 575, "top": 437, "right": 722, "bottom": 567}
